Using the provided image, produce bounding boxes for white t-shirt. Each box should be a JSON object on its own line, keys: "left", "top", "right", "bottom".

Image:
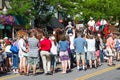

{"left": 69, "top": 30, "right": 75, "bottom": 50}
{"left": 5, "top": 45, "right": 12, "bottom": 53}
{"left": 76, "top": 24, "right": 84, "bottom": 30}
{"left": 50, "top": 41, "right": 58, "bottom": 55}
{"left": 86, "top": 39, "right": 96, "bottom": 51}
{"left": 87, "top": 20, "right": 95, "bottom": 27}
{"left": 100, "top": 19, "right": 107, "bottom": 25}
{"left": 18, "top": 38, "right": 26, "bottom": 54}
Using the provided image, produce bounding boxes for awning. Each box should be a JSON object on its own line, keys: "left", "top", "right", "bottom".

{"left": 14, "top": 16, "right": 25, "bottom": 25}
{"left": 47, "top": 17, "right": 64, "bottom": 29}
{"left": 0, "top": 24, "right": 5, "bottom": 29}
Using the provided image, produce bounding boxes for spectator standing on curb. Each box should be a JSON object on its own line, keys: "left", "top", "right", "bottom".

{"left": 27, "top": 32, "right": 39, "bottom": 76}
{"left": 106, "top": 34, "right": 115, "bottom": 66}
{"left": 40, "top": 32, "right": 52, "bottom": 75}
{"left": 86, "top": 34, "right": 97, "bottom": 69}
{"left": 58, "top": 35, "right": 69, "bottom": 74}
{"left": 74, "top": 32, "right": 86, "bottom": 71}
{"left": 18, "top": 33, "right": 28, "bottom": 75}
{"left": 11, "top": 37, "right": 19, "bottom": 74}
{"left": 49, "top": 35, "right": 58, "bottom": 73}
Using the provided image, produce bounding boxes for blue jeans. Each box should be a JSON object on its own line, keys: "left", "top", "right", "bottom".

{"left": 12, "top": 54, "right": 19, "bottom": 69}
{"left": 51, "top": 55, "right": 57, "bottom": 69}
{"left": 100, "top": 50, "right": 104, "bottom": 62}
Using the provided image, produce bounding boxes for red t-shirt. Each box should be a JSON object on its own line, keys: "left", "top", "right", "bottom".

{"left": 40, "top": 38, "right": 51, "bottom": 51}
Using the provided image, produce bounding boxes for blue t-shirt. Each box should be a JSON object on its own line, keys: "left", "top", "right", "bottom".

{"left": 74, "top": 37, "right": 86, "bottom": 53}
{"left": 59, "top": 41, "right": 69, "bottom": 51}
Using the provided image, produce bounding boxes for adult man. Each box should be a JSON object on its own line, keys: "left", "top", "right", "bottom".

{"left": 76, "top": 20, "right": 85, "bottom": 31}
{"left": 40, "top": 32, "right": 52, "bottom": 75}
{"left": 87, "top": 17, "right": 95, "bottom": 32}
{"left": 100, "top": 17, "right": 108, "bottom": 31}
{"left": 68, "top": 29, "right": 75, "bottom": 68}
{"left": 86, "top": 34, "right": 96, "bottom": 69}
{"left": 74, "top": 32, "right": 86, "bottom": 71}
{"left": 100, "top": 17, "right": 107, "bottom": 26}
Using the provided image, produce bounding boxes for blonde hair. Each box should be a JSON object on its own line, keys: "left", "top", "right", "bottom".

{"left": 16, "top": 30, "right": 28, "bottom": 38}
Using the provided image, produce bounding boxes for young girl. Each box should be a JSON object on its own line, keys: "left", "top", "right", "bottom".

{"left": 95, "top": 35, "right": 101, "bottom": 66}
{"left": 58, "top": 35, "right": 69, "bottom": 74}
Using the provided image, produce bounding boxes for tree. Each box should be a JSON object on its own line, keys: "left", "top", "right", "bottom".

{"left": 8, "top": 0, "right": 36, "bottom": 29}
{"left": 8, "top": 0, "right": 120, "bottom": 27}
{"left": 49, "top": 0, "right": 120, "bottom": 22}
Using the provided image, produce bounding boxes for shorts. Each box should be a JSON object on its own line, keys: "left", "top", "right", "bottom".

{"left": 6, "top": 52, "right": 12, "bottom": 58}
{"left": 107, "top": 48, "right": 114, "bottom": 56}
{"left": 27, "top": 57, "right": 39, "bottom": 65}
{"left": 87, "top": 51, "right": 96, "bottom": 60}
{"left": 19, "top": 53, "right": 28, "bottom": 58}
{"left": 116, "top": 47, "right": 120, "bottom": 52}
{"left": 76, "top": 52, "right": 85, "bottom": 61}
{"left": 96, "top": 50, "right": 100, "bottom": 57}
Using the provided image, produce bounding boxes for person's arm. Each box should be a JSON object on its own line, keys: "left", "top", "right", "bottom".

{"left": 100, "top": 38, "right": 104, "bottom": 49}
{"left": 19, "top": 40, "right": 26, "bottom": 52}
{"left": 72, "top": 29, "right": 75, "bottom": 38}
{"left": 39, "top": 40, "right": 42, "bottom": 50}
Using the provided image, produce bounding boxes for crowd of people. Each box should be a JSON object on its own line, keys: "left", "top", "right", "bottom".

{"left": 0, "top": 17, "right": 120, "bottom": 76}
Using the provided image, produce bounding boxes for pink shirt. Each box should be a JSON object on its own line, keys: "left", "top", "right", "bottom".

{"left": 96, "top": 21, "right": 101, "bottom": 26}
{"left": 106, "top": 37, "right": 115, "bottom": 49}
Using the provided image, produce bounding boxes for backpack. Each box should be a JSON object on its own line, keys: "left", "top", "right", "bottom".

{"left": 67, "top": 28, "right": 73, "bottom": 34}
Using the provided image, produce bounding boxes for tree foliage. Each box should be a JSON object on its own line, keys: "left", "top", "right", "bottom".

{"left": 8, "top": 0, "right": 36, "bottom": 28}
{"left": 49, "top": 0, "right": 120, "bottom": 21}
{"left": 8, "top": 0, "right": 120, "bottom": 27}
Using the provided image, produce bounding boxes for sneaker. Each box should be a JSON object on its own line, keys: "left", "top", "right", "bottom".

{"left": 83, "top": 68, "right": 87, "bottom": 71}
{"left": 13, "top": 69, "right": 15, "bottom": 73}
{"left": 26, "top": 73, "right": 29, "bottom": 76}
{"left": 77, "top": 68, "right": 80, "bottom": 71}
{"left": 68, "top": 69, "right": 72, "bottom": 72}
{"left": 14, "top": 69, "right": 19, "bottom": 74}
{"left": 45, "top": 73, "right": 48, "bottom": 76}
{"left": 33, "top": 73, "right": 36, "bottom": 76}
{"left": 112, "top": 63, "right": 115, "bottom": 65}
{"left": 47, "top": 72, "right": 52, "bottom": 75}
{"left": 108, "top": 64, "right": 114, "bottom": 67}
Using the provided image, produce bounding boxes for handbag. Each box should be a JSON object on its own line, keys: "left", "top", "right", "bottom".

{"left": 10, "top": 45, "right": 19, "bottom": 53}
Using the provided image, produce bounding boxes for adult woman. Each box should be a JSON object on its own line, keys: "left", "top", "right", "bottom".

{"left": 27, "top": 32, "right": 39, "bottom": 76}
{"left": 95, "top": 35, "right": 101, "bottom": 66}
{"left": 17, "top": 31, "right": 28, "bottom": 75}
{"left": 58, "top": 35, "right": 69, "bottom": 74}
{"left": 40, "top": 32, "right": 52, "bottom": 75}
{"left": 12, "top": 37, "right": 19, "bottom": 74}
{"left": 49, "top": 35, "right": 58, "bottom": 73}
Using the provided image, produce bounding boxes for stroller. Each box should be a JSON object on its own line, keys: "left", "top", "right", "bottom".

{"left": 103, "top": 49, "right": 109, "bottom": 62}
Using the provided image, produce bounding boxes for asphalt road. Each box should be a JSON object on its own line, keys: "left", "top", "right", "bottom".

{"left": 0, "top": 61, "right": 120, "bottom": 80}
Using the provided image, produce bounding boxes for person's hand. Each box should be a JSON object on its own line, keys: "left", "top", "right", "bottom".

{"left": 26, "top": 49, "right": 29, "bottom": 53}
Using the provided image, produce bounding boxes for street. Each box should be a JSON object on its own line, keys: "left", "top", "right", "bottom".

{"left": 0, "top": 61, "right": 120, "bottom": 80}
